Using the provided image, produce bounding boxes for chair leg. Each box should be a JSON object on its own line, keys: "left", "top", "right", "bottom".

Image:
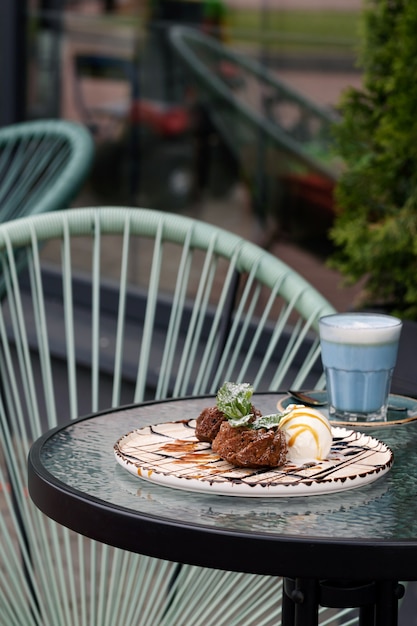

{"left": 374, "top": 581, "right": 404, "bottom": 626}
{"left": 282, "top": 578, "right": 319, "bottom": 626}
{"left": 282, "top": 578, "right": 404, "bottom": 626}
{"left": 282, "top": 578, "right": 296, "bottom": 625}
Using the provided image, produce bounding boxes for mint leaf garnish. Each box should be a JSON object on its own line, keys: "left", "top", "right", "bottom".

{"left": 216, "top": 382, "right": 253, "bottom": 419}
{"left": 227, "top": 414, "right": 254, "bottom": 428}
{"left": 250, "top": 413, "right": 283, "bottom": 430}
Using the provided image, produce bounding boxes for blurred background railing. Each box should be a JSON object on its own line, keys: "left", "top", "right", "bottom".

{"left": 0, "top": 0, "right": 363, "bottom": 254}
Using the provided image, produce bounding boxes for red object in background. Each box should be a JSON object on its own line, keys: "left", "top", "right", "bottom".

{"left": 284, "top": 172, "right": 335, "bottom": 217}
{"left": 279, "top": 172, "right": 337, "bottom": 241}
{"left": 129, "top": 100, "right": 192, "bottom": 137}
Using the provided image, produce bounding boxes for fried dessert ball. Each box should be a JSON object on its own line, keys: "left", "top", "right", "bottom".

{"left": 212, "top": 421, "right": 288, "bottom": 468}
{"left": 195, "top": 405, "right": 262, "bottom": 443}
{"left": 195, "top": 406, "right": 226, "bottom": 443}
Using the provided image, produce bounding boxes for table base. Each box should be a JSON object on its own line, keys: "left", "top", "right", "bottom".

{"left": 282, "top": 578, "right": 405, "bottom": 626}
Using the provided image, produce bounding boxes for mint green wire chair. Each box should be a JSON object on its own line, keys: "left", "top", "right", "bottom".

{"left": 0, "top": 206, "right": 365, "bottom": 626}
{"left": 0, "top": 119, "right": 94, "bottom": 221}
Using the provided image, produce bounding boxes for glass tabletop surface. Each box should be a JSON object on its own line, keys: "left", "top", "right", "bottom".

{"left": 38, "top": 394, "right": 417, "bottom": 541}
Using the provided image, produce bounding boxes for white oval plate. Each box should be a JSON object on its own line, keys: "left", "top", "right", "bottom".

{"left": 114, "top": 420, "right": 393, "bottom": 498}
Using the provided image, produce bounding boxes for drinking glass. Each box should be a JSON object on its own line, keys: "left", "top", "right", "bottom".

{"left": 319, "top": 312, "right": 402, "bottom": 422}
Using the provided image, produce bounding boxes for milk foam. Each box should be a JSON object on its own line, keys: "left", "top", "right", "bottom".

{"left": 319, "top": 313, "right": 402, "bottom": 345}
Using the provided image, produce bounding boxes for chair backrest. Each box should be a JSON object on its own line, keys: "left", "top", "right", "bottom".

{"left": 0, "top": 207, "right": 336, "bottom": 625}
{"left": 0, "top": 119, "right": 94, "bottom": 222}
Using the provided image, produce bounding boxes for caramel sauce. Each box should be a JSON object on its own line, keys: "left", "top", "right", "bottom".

{"left": 162, "top": 440, "right": 201, "bottom": 453}
{"left": 160, "top": 439, "right": 217, "bottom": 465}
{"left": 136, "top": 464, "right": 154, "bottom": 478}
{"left": 280, "top": 410, "right": 332, "bottom": 436}
{"left": 173, "top": 453, "right": 216, "bottom": 464}
{"left": 287, "top": 425, "right": 319, "bottom": 450}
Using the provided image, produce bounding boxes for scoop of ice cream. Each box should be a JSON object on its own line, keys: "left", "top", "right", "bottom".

{"left": 278, "top": 404, "right": 332, "bottom": 463}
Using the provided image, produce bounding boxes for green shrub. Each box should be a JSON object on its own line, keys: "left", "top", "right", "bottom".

{"left": 330, "top": 0, "right": 417, "bottom": 319}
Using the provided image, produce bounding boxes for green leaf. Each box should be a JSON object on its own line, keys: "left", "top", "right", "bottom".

{"left": 227, "top": 414, "right": 254, "bottom": 428}
{"left": 228, "top": 411, "right": 289, "bottom": 430}
{"left": 250, "top": 413, "right": 285, "bottom": 430}
{"left": 216, "top": 382, "right": 253, "bottom": 419}
{"left": 330, "top": 1, "right": 417, "bottom": 319}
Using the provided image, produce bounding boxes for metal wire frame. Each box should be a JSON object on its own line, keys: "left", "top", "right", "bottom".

{"left": 0, "top": 206, "right": 358, "bottom": 626}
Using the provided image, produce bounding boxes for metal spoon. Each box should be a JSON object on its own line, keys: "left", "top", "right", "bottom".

{"left": 288, "top": 389, "right": 408, "bottom": 412}
{"left": 288, "top": 389, "right": 327, "bottom": 406}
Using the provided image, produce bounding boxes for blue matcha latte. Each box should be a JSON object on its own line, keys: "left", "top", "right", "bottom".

{"left": 319, "top": 313, "right": 402, "bottom": 421}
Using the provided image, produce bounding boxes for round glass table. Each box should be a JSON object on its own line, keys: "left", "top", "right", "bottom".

{"left": 28, "top": 394, "right": 417, "bottom": 625}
